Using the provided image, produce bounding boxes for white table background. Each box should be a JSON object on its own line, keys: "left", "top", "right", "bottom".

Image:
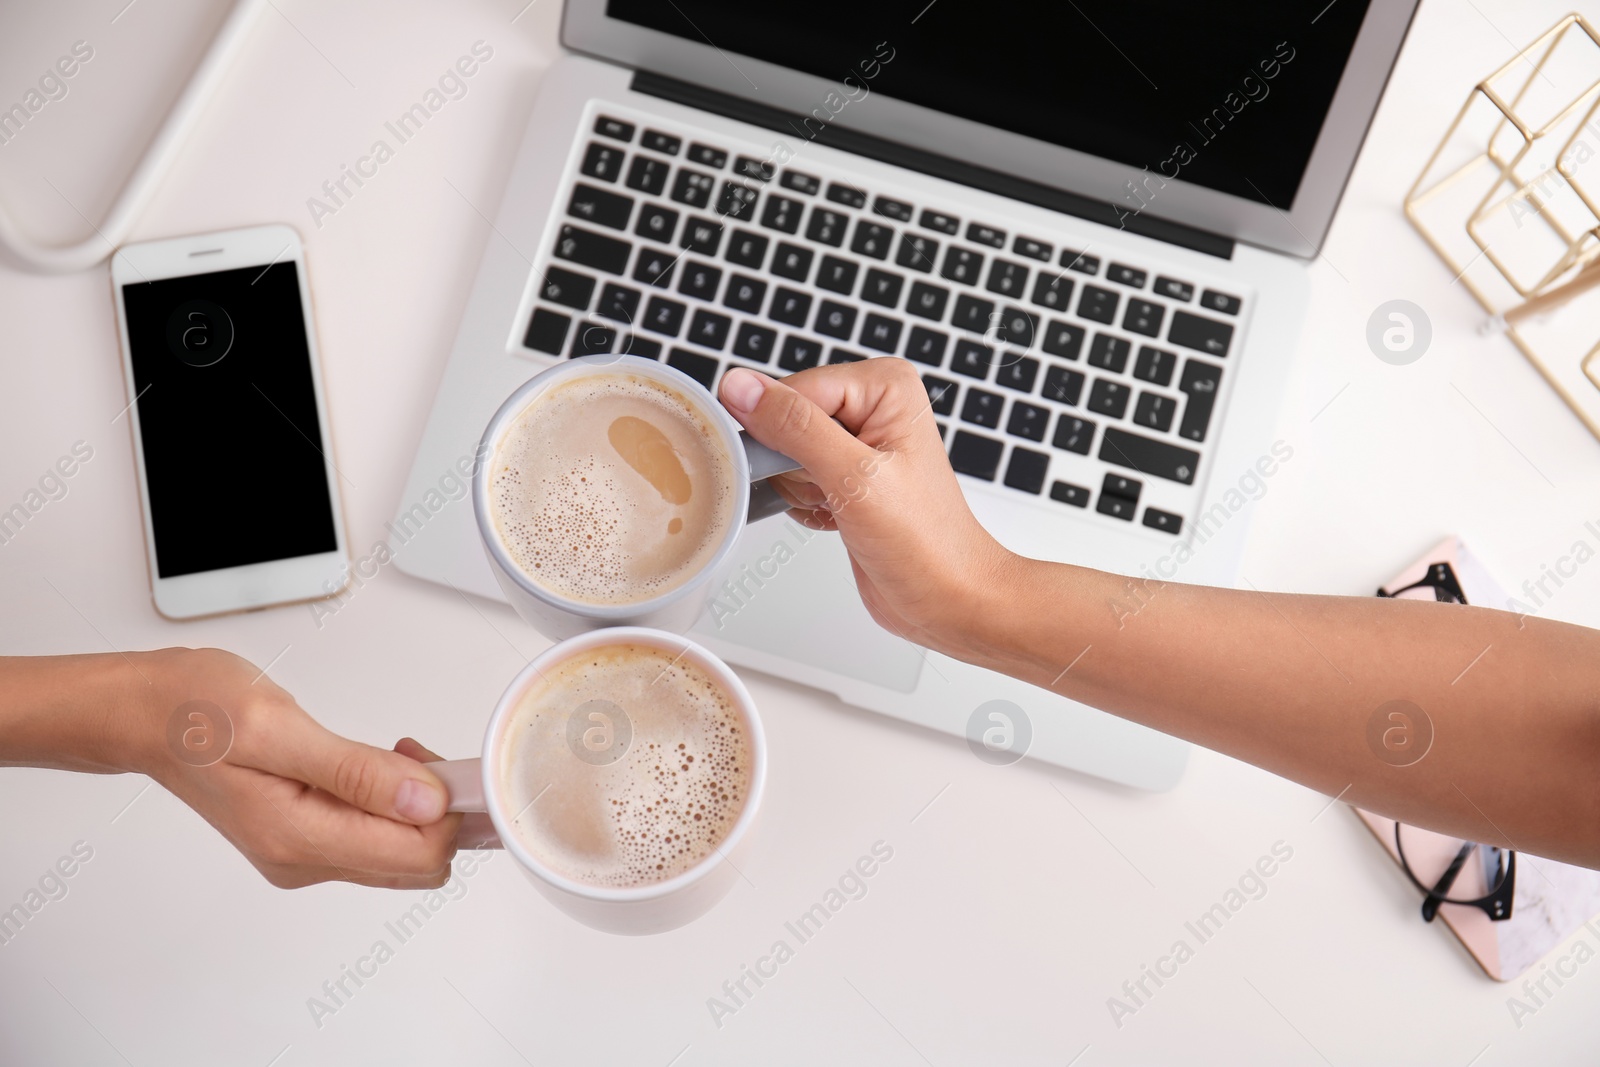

{"left": 3, "top": 1, "right": 1600, "bottom": 1063}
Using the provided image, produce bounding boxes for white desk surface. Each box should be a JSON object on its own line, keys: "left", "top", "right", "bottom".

{"left": 4, "top": 1, "right": 1600, "bottom": 1063}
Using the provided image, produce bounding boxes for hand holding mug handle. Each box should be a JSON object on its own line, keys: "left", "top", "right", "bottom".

{"left": 740, "top": 432, "right": 801, "bottom": 523}
{"left": 429, "top": 758, "right": 501, "bottom": 850}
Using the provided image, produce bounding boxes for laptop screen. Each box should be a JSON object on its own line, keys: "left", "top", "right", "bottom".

{"left": 605, "top": 0, "right": 1372, "bottom": 210}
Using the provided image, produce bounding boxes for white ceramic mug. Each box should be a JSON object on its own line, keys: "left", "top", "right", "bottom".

{"left": 473, "top": 354, "right": 798, "bottom": 640}
{"left": 429, "top": 626, "right": 767, "bottom": 935}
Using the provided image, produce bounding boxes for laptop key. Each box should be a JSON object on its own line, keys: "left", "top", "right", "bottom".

{"left": 1169, "top": 310, "right": 1233, "bottom": 357}
{"left": 1123, "top": 298, "right": 1165, "bottom": 338}
{"left": 1014, "top": 236, "right": 1052, "bottom": 261}
{"left": 523, "top": 307, "right": 570, "bottom": 354}
{"left": 667, "top": 347, "right": 719, "bottom": 388}
{"left": 555, "top": 224, "right": 631, "bottom": 274}
{"left": 778, "top": 335, "right": 824, "bottom": 371}
{"left": 1103, "top": 472, "right": 1140, "bottom": 500}
{"left": 952, "top": 293, "right": 994, "bottom": 335}
{"left": 569, "top": 321, "right": 616, "bottom": 357}
{"left": 1006, "top": 400, "right": 1049, "bottom": 442}
{"left": 735, "top": 156, "right": 774, "bottom": 182}
{"left": 568, "top": 183, "right": 633, "bottom": 230}
{"left": 678, "top": 261, "right": 722, "bottom": 301}
{"left": 1053, "top": 414, "right": 1096, "bottom": 454}
{"left": 670, "top": 169, "right": 716, "bottom": 208}
{"left": 860, "top": 313, "right": 903, "bottom": 353}
{"left": 986, "top": 259, "right": 1029, "bottom": 299}
{"left": 1050, "top": 480, "right": 1090, "bottom": 507}
{"left": 760, "top": 194, "right": 803, "bottom": 234}
{"left": 681, "top": 217, "right": 723, "bottom": 256}
{"left": 1108, "top": 263, "right": 1147, "bottom": 288}
{"left": 595, "top": 282, "right": 640, "bottom": 323}
{"left": 732, "top": 322, "right": 777, "bottom": 362}
{"left": 771, "top": 242, "right": 813, "bottom": 282}
{"left": 580, "top": 142, "right": 624, "bottom": 182}
{"left": 941, "top": 247, "right": 984, "bottom": 285}
{"left": 949, "top": 430, "right": 1003, "bottom": 481}
{"left": 951, "top": 339, "right": 993, "bottom": 380}
{"left": 1041, "top": 321, "right": 1086, "bottom": 360}
{"left": 1155, "top": 276, "right": 1194, "bottom": 301}
{"left": 594, "top": 116, "right": 635, "bottom": 142}
{"left": 1133, "top": 345, "right": 1176, "bottom": 386}
{"left": 633, "top": 248, "right": 676, "bottom": 288}
{"left": 1088, "top": 334, "right": 1131, "bottom": 373}
{"left": 643, "top": 296, "right": 687, "bottom": 336}
{"left": 1097, "top": 493, "right": 1137, "bottom": 521}
{"left": 997, "top": 306, "right": 1037, "bottom": 349}
{"left": 1061, "top": 249, "right": 1100, "bottom": 274}
{"left": 827, "top": 182, "right": 867, "bottom": 209}
{"left": 1177, "top": 359, "right": 1223, "bottom": 442}
{"left": 1004, "top": 446, "right": 1049, "bottom": 494}
{"left": 814, "top": 300, "right": 857, "bottom": 339}
{"left": 688, "top": 143, "right": 728, "bottom": 168}
{"left": 718, "top": 182, "right": 759, "bottom": 221}
{"left": 966, "top": 222, "right": 1005, "bottom": 248}
{"left": 897, "top": 234, "right": 939, "bottom": 273}
{"left": 829, "top": 348, "right": 867, "bottom": 364}
{"left": 725, "top": 230, "right": 768, "bottom": 269}
{"left": 769, "top": 287, "right": 812, "bottom": 327}
{"left": 780, "top": 170, "right": 820, "bottom": 195}
{"left": 1087, "top": 379, "right": 1130, "bottom": 418}
{"left": 1143, "top": 507, "right": 1183, "bottom": 534}
{"left": 906, "top": 326, "right": 948, "bottom": 366}
{"left": 625, "top": 156, "right": 669, "bottom": 196}
{"left": 862, "top": 268, "right": 904, "bottom": 308}
{"left": 1042, "top": 364, "right": 1085, "bottom": 405}
{"left": 851, "top": 221, "right": 894, "bottom": 260}
{"left": 619, "top": 333, "right": 661, "bottom": 359}
{"left": 817, "top": 255, "right": 859, "bottom": 295}
{"left": 1077, "top": 285, "right": 1119, "bottom": 325}
{"left": 540, "top": 266, "right": 595, "bottom": 311}
{"left": 1200, "top": 289, "right": 1242, "bottom": 315}
{"left": 641, "top": 129, "right": 681, "bottom": 155}
{"left": 873, "top": 196, "right": 913, "bottom": 222}
{"left": 723, "top": 274, "right": 767, "bottom": 314}
{"left": 907, "top": 281, "right": 950, "bottom": 321}
{"left": 923, "top": 374, "right": 959, "bottom": 415}
{"left": 996, "top": 355, "right": 1039, "bottom": 394}
{"left": 1133, "top": 392, "right": 1176, "bottom": 432}
{"left": 1101, "top": 427, "right": 1200, "bottom": 485}
{"left": 806, "top": 207, "right": 848, "bottom": 246}
{"left": 1032, "top": 273, "right": 1073, "bottom": 312}
{"left": 920, "top": 209, "right": 960, "bottom": 235}
{"left": 961, "top": 387, "right": 1003, "bottom": 429}
{"left": 635, "top": 203, "right": 678, "bottom": 243}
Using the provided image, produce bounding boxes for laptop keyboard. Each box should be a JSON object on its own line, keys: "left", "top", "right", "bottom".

{"left": 519, "top": 111, "right": 1247, "bottom": 538}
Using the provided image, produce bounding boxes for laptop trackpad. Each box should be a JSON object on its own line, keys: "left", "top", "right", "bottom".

{"left": 691, "top": 518, "right": 924, "bottom": 694}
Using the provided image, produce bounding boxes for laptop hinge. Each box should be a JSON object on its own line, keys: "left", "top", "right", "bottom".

{"left": 631, "top": 70, "right": 1235, "bottom": 260}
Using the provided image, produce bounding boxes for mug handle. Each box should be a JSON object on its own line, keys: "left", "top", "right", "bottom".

{"left": 431, "top": 758, "right": 502, "bottom": 850}
{"left": 740, "top": 433, "right": 802, "bottom": 523}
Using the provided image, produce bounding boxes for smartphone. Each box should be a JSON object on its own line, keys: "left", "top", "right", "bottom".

{"left": 111, "top": 225, "right": 348, "bottom": 619}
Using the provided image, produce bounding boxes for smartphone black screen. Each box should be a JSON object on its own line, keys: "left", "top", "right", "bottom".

{"left": 121, "top": 261, "right": 338, "bottom": 578}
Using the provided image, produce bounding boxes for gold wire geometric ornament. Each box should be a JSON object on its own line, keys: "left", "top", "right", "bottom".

{"left": 1405, "top": 11, "right": 1600, "bottom": 443}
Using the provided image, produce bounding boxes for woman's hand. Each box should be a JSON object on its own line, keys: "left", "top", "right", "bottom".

{"left": 133, "top": 648, "right": 461, "bottom": 889}
{"left": 719, "top": 359, "right": 1019, "bottom": 657}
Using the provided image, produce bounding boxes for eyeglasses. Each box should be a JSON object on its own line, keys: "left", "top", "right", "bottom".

{"left": 1394, "top": 822, "right": 1516, "bottom": 923}
{"left": 1376, "top": 560, "right": 1468, "bottom": 605}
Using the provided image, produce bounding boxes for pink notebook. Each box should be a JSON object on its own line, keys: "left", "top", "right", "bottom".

{"left": 1353, "top": 537, "right": 1600, "bottom": 982}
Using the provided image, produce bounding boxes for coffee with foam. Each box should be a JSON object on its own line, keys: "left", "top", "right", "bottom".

{"left": 498, "top": 642, "right": 753, "bottom": 888}
{"left": 489, "top": 373, "right": 737, "bottom": 605}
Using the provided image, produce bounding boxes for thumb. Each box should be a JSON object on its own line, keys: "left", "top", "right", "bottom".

{"left": 281, "top": 719, "right": 449, "bottom": 825}
{"left": 720, "top": 368, "right": 874, "bottom": 493}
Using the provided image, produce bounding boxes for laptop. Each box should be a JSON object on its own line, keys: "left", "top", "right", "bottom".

{"left": 392, "top": 0, "right": 1419, "bottom": 790}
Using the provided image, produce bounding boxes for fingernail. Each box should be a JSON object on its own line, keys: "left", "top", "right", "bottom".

{"left": 721, "top": 368, "right": 768, "bottom": 415}
{"left": 395, "top": 778, "right": 444, "bottom": 822}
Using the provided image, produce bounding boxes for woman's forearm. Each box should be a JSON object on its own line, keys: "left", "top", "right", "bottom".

{"left": 0, "top": 653, "right": 162, "bottom": 774}
{"left": 965, "top": 556, "right": 1600, "bottom": 868}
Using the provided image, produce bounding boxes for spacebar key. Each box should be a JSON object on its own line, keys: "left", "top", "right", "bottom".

{"left": 1099, "top": 427, "right": 1200, "bottom": 485}
{"left": 554, "top": 224, "right": 632, "bottom": 274}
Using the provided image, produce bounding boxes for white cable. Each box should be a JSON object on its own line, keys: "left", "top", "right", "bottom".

{"left": 0, "top": 0, "right": 269, "bottom": 274}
